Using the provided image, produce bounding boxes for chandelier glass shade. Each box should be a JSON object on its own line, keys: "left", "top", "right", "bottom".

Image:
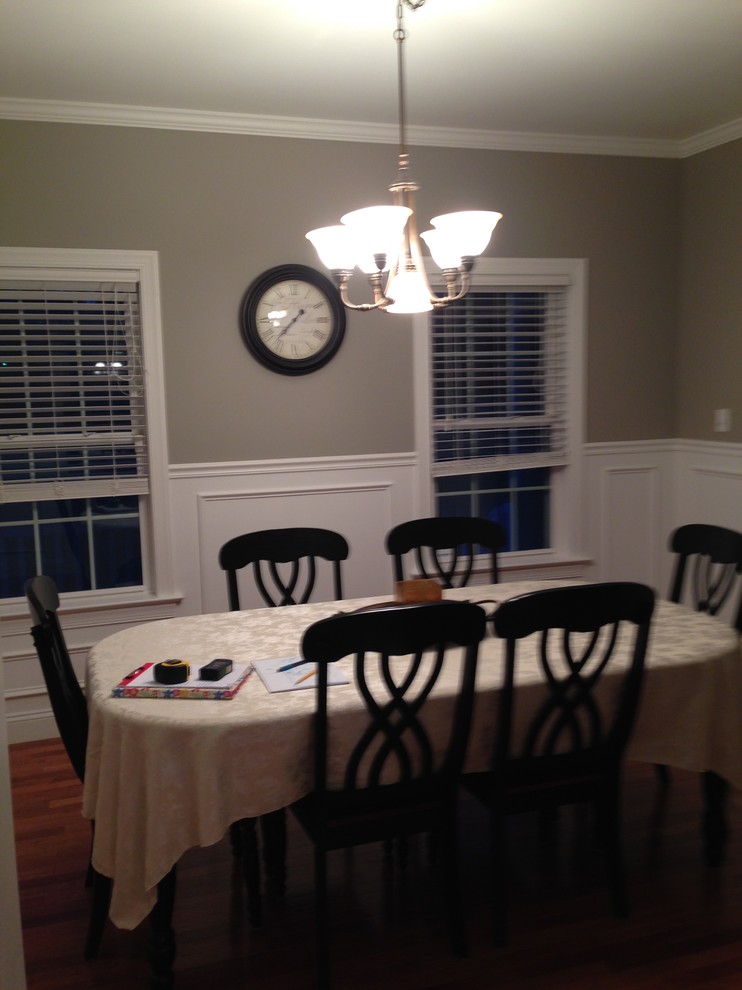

{"left": 306, "top": 0, "right": 502, "bottom": 315}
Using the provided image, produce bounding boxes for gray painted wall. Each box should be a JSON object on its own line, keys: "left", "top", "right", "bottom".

{"left": 678, "top": 139, "right": 742, "bottom": 442}
{"left": 1, "top": 121, "right": 738, "bottom": 458}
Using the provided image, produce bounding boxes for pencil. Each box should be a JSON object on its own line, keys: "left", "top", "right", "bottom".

{"left": 295, "top": 668, "right": 317, "bottom": 685}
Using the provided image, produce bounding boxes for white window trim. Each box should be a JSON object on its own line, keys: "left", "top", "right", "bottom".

{"left": 0, "top": 247, "right": 176, "bottom": 609}
{"left": 412, "top": 258, "right": 587, "bottom": 569}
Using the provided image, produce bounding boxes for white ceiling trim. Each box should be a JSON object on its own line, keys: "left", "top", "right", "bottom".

{"left": 2, "top": 97, "right": 740, "bottom": 160}
{"left": 677, "top": 119, "right": 742, "bottom": 159}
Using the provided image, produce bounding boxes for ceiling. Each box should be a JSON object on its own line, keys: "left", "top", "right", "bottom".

{"left": 1, "top": 0, "right": 741, "bottom": 157}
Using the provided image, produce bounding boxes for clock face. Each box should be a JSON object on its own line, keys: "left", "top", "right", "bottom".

{"left": 240, "top": 265, "right": 346, "bottom": 375}
{"left": 257, "top": 279, "right": 332, "bottom": 360}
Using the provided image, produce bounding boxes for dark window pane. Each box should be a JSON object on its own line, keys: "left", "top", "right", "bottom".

{"left": 478, "top": 490, "right": 512, "bottom": 552}
{"left": 512, "top": 466, "right": 549, "bottom": 487}
{"left": 91, "top": 495, "right": 138, "bottom": 516}
{"left": 0, "top": 495, "right": 143, "bottom": 598}
{"left": 435, "top": 467, "right": 550, "bottom": 553}
{"left": 37, "top": 498, "right": 88, "bottom": 520}
{"left": 93, "top": 516, "right": 143, "bottom": 588}
{"left": 0, "top": 502, "right": 33, "bottom": 523}
{"left": 0, "top": 525, "right": 36, "bottom": 598}
{"left": 516, "top": 488, "right": 549, "bottom": 550}
{"left": 38, "top": 520, "right": 91, "bottom": 593}
{"left": 436, "top": 475, "right": 471, "bottom": 495}
{"left": 437, "top": 492, "right": 472, "bottom": 518}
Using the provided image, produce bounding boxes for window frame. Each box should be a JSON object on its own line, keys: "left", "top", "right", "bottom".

{"left": 412, "top": 258, "right": 586, "bottom": 570}
{"left": 0, "top": 247, "right": 175, "bottom": 610}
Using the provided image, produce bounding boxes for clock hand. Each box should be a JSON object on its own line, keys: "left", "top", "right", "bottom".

{"left": 278, "top": 308, "right": 305, "bottom": 337}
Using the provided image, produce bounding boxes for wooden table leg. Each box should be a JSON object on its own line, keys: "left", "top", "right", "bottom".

{"left": 84, "top": 869, "right": 112, "bottom": 960}
{"left": 702, "top": 771, "right": 729, "bottom": 867}
{"left": 148, "top": 866, "right": 177, "bottom": 989}
{"left": 241, "top": 817, "right": 263, "bottom": 926}
{"left": 261, "top": 808, "right": 287, "bottom": 896}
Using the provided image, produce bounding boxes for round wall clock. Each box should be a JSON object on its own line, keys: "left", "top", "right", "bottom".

{"left": 240, "top": 264, "right": 346, "bottom": 375}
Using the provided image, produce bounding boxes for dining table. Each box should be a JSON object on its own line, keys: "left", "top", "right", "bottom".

{"left": 82, "top": 579, "right": 742, "bottom": 985}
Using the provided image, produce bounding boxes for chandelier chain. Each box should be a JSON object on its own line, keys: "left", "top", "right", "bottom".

{"left": 395, "top": 1, "right": 414, "bottom": 169}
{"left": 396, "top": 3, "right": 406, "bottom": 164}
{"left": 394, "top": 1, "right": 426, "bottom": 168}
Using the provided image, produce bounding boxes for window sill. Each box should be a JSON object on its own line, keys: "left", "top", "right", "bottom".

{"left": 500, "top": 551, "right": 592, "bottom": 574}
{"left": 482, "top": 552, "right": 593, "bottom": 585}
{"left": 1, "top": 589, "right": 183, "bottom": 623}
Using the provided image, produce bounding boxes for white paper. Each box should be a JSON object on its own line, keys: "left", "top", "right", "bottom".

{"left": 252, "top": 656, "right": 349, "bottom": 693}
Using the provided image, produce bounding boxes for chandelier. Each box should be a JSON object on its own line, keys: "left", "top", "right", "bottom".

{"left": 306, "top": 0, "right": 502, "bottom": 315}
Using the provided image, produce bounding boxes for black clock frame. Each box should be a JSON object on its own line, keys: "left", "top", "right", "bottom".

{"left": 239, "top": 264, "right": 346, "bottom": 376}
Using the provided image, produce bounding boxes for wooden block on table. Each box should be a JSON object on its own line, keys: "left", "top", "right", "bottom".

{"left": 394, "top": 579, "right": 442, "bottom": 603}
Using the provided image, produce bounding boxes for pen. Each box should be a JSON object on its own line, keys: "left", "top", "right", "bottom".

{"left": 295, "top": 669, "right": 317, "bottom": 685}
{"left": 277, "top": 658, "right": 308, "bottom": 672}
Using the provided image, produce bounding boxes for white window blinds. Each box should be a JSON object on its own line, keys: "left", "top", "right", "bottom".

{"left": 431, "top": 287, "right": 568, "bottom": 477}
{"left": 0, "top": 279, "right": 148, "bottom": 503}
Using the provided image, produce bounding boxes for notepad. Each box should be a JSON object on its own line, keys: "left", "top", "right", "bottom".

{"left": 112, "top": 662, "right": 253, "bottom": 699}
{"left": 252, "top": 657, "right": 349, "bottom": 693}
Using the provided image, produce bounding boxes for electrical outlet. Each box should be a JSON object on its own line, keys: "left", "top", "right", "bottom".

{"left": 714, "top": 408, "right": 732, "bottom": 432}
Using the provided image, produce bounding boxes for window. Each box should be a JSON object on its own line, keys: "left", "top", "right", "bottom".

{"left": 0, "top": 249, "right": 173, "bottom": 603}
{"left": 414, "top": 259, "right": 585, "bottom": 562}
{"left": 434, "top": 468, "right": 551, "bottom": 552}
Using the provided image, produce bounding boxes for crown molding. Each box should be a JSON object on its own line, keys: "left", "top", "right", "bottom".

{"left": 1, "top": 97, "right": 740, "bottom": 159}
{"left": 677, "top": 118, "right": 742, "bottom": 158}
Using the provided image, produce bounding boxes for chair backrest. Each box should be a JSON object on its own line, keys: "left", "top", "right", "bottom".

{"left": 385, "top": 516, "right": 506, "bottom": 589}
{"left": 301, "top": 601, "right": 486, "bottom": 829}
{"left": 490, "top": 582, "right": 655, "bottom": 800}
{"left": 668, "top": 524, "right": 742, "bottom": 624}
{"left": 218, "top": 527, "right": 350, "bottom": 608}
{"left": 24, "top": 576, "right": 88, "bottom": 782}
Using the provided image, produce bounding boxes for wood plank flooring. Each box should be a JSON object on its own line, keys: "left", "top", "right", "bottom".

{"left": 9, "top": 738, "right": 742, "bottom": 989}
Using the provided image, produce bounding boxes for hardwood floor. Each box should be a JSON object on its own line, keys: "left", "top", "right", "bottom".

{"left": 9, "top": 738, "right": 742, "bottom": 989}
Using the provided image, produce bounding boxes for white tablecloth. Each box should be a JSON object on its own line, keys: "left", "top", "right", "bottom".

{"left": 82, "top": 580, "right": 742, "bottom": 930}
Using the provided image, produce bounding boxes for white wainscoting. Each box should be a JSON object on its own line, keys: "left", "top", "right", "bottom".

{"left": 583, "top": 438, "right": 742, "bottom": 607}
{"left": 4, "top": 440, "right": 741, "bottom": 744}
{"left": 171, "top": 453, "right": 420, "bottom": 616}
{"left": 582, "top": 441, "right": 674, "bottom": 591}
{"left": 676, "top": 440, "right": 742, "bottom": 531}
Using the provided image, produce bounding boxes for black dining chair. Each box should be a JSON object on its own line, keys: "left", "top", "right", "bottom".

{"left": 290, "top": 600, "right": 487, "bottom": 989}
{"left": 385, "top": 515, "right": 506, "bottom": 589}
{"left": 24, "top": 575, "right": 112, "bottom": 960}
{"left": 218, "top": 526, "right": 349, "bottom": 608}
{"left": 668, "top": 523, "right": 742, "bottom": 622}
{"left": 384, "top": 516, "right": 504, "bottom": 863}
{"left": 462, "top": 581, "right": 655, "bottom": 946}
{"left": 656, "top": 523, "right": 742, "bottom": 797}
{"left": 218, "top": 526, "right": 350, "bottom": 925}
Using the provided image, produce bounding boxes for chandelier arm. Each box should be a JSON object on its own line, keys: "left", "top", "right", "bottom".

{"left": 429, "top": 269, "right": 473, "bottom": 309}
{"left": 333, "top": 271, "right": 393, "bottom": 312}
